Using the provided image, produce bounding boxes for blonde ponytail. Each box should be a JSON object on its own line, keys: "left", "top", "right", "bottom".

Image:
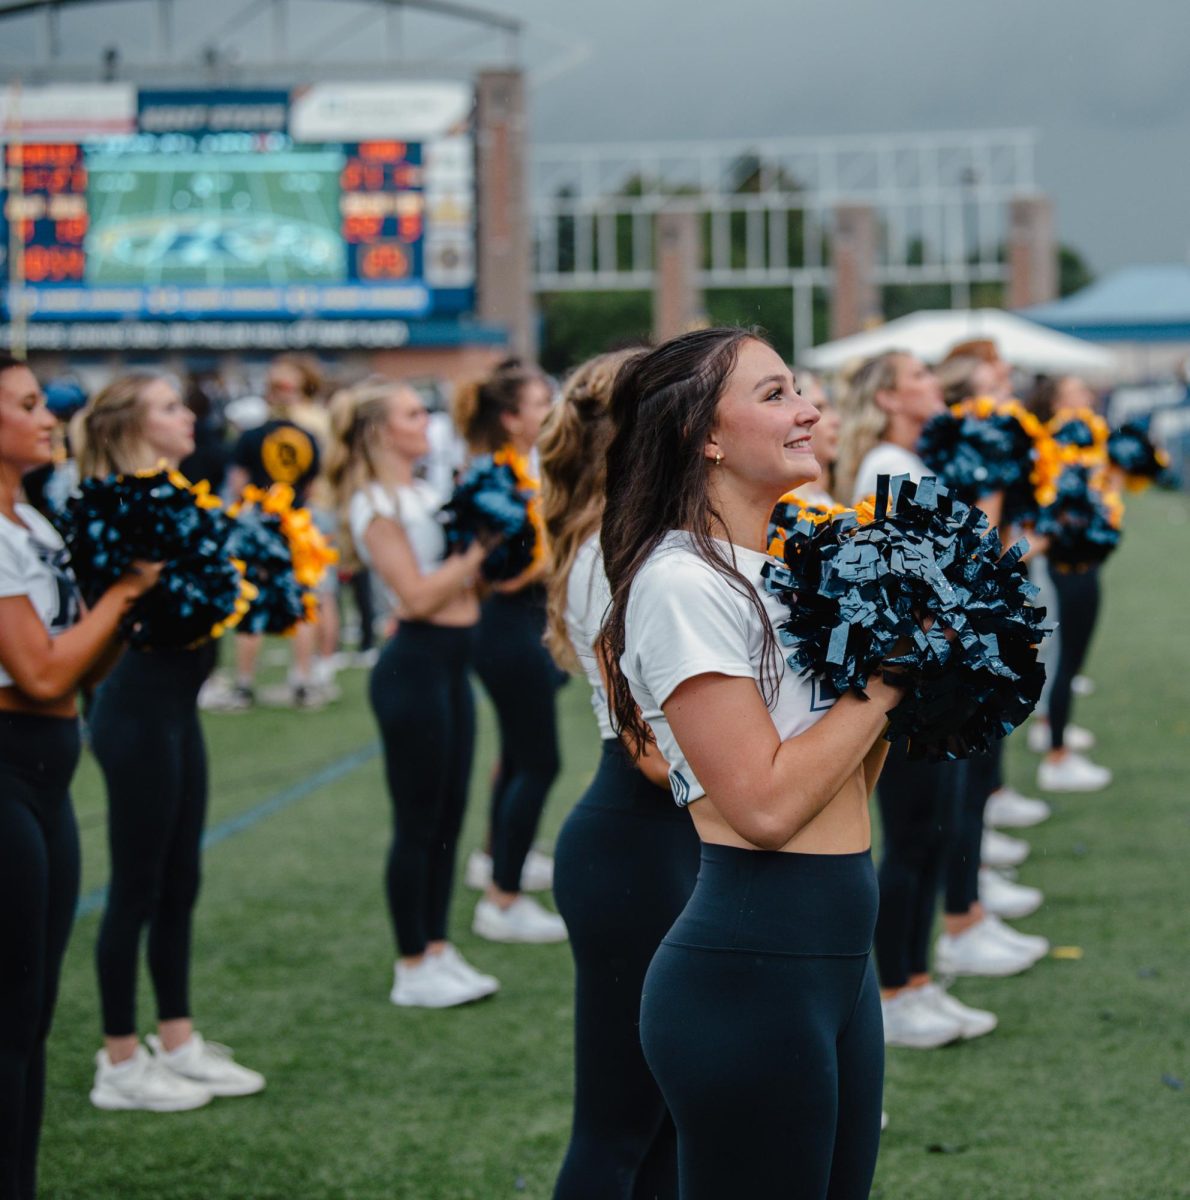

{"left": 834, "top": 352, "right": 904, "bottom": 503}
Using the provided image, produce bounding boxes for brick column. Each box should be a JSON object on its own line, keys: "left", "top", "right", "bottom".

{"left": 475, "top": 69, "right": 534, "bottom": 358}
{"left": 1008, "top": 194, "right": 1057, "bottom": 309}
{"left": 830, "top": 203, "right": 880, "bottom": 339}
{"left": 653, "top": 209, "right": 704, "bottom": 342}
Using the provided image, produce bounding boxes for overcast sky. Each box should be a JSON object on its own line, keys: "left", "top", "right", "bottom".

{"left": 1, "top": 0, "right": 1186, "bottom": 273}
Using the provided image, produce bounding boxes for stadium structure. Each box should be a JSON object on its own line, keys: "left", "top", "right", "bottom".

{"left": 0, "top": 0, "right": 532, "bottom": 381}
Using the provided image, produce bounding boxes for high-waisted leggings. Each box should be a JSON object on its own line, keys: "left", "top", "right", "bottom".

{"left": 0, "top": 713, "right": 81, "bottom": 1200}
{"left": 370, "top": 622, "right": 475, "bottom": 958}
{"left": 473, "top": 586, "right": 561, "bottom": 893}
{"left": 91, "top": 644, "right": 214, "bottom": 1037}
{"left": 873, "top": 747, "right": 965, "bottom": 989}
{"left": 552, "top": 740, "right": 700, "bottom": 1200}
{"left": 1047, "top": 563, "right": 1101, "bottom": 751}
{"left": 641, "top": 843, "right": 883, "bottom": 1200}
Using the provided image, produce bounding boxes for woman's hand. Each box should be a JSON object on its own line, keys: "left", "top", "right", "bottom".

{"left": 113, "top": 560, "right": 164, "bottom": 601}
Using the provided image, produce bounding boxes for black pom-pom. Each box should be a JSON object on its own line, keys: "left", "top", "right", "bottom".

{"left": 917, "top": 399, "right": 1043, "bottom": 522}
{"left": 226, "top": 506, "right": 305, "bottom": 635}
{"left": 1107, "top": 420, "right": 1169, "bottom": 483}
{"left": 64, "top": 469, "right": 251, "bottom": 648}
{"left": 762, "top": 474, "right": 1049, "bottom": 761}
{"left": 1034, "top": 464, "right": 1123, "bottom": 568}
{"left": 440, "top": 450, "right": 542, "bottom": 583}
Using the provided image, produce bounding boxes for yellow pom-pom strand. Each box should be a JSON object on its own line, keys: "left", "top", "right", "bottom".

{"left": 494, "top": 445, "right": 548, "bottom": 570}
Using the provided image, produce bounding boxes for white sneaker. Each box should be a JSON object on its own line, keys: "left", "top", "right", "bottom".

{"left": 880, "top": 989, "right": 963, "bottom": 1049}
{"left": 935, "top": 921, "right": 1036, "bottom": 978}
{"left": 390, "top": 956, "right": 490, "bottom": 1008}
{"left": 979, "top": 868, "right": 1043, "bottom": 919}
{"left": 473, "top": 895, "right": 568, "bottom": 944}
{"left": 521, "top": 849, "right": 555, "bottom": 892}
{"left": 916, "top": 982, "right": 997, "bottom": 1040}
{"left": 1038, "top": 752, "right": 1112, "bottom": 793}
{"left": 464, "top": 849, "right": 554, "bottom": 893}
{"left": 434, "top": 944, "right": 500, "bottom": 998}
{"left": 982, "top": 913, "right": 1049, "bottom": 963}
{"left": 1072, "top": 674, "right": 1096, "bottom": 696}
{"left": 1027, "top": 720, "right": 1096, "bottom": 754}
{"left": 982, "top": 828, "right": 1030, "bottom": 868}
{"left": 146, "top": 1033, "right": 265, "bottom": 1098}
{"left": 197, "top": 676, "right": 254, "bottom": 713}
{"left": 985, "top": 787, "right": 1051, "bottom": 829}
{"left": 90, "top": 1045, "right": 212, "bottom": 1112}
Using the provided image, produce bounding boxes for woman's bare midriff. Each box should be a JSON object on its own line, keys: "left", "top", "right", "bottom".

{"left": 689, "top": 767, "right": 871, "bottom": 854}
{"left": 398, "top": 592, "right": 481, "bottom": 628}
{"left": 0, "top": 684, "right": 77, "bottom": 720}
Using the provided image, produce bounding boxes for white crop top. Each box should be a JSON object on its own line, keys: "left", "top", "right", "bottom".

{"left": 0, "top": 505, "right": 82, "bottom": 689}
{"left": 565, "top": 535, "right": 615, "bottom": 741}
{"left": 851, "top": 442, "right": 928, "bottom": 504}
{"left": 622, "top": 531, "right": 838, "bottom": 807}
{"left": 348, "top": 481, "right": 446, "bottom": 609}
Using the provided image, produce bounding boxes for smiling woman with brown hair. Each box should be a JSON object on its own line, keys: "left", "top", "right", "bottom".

{"left": 600, "top": 328, "right": 901, "bottom": 1197}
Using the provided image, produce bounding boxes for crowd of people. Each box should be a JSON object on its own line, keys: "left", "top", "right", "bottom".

{"left": 0, "top": 327, "right": 1141, "bottom": 1198}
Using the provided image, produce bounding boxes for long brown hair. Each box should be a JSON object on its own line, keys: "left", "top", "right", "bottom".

{"left": 75, "top": 370, "right": 177, "bottom": 478}
{"left": 540, "top": 348, "right": 643, "bottom": 671}
{"left": 600, "top": 327, "right": 781, "bottom": 757}
{"left": 452, "top": 358, "right": 543, "bottom": 455}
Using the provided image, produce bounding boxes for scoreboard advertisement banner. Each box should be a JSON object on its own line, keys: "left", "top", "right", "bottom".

{"left": 0, "top": 82, "right": 476, "bottom": 327}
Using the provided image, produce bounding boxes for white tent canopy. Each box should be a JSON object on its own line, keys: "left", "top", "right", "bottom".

{"left": 801, "top": 309, "right": 1118, "bottom": 376}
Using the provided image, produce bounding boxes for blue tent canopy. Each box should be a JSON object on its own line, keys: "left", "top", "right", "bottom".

{"left": 1025, "top": 264, "right": 1190, "bottom": 342}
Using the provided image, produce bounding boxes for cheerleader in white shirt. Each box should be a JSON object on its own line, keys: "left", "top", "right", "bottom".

{"left": 601, "top": 329, "right": 902, "bottom": 1198}
{"left": 541, "top": 351, "right": 699, "bottom": 1199}
{"left": 328, "top": 379, "right": 497, "bottom": 1009}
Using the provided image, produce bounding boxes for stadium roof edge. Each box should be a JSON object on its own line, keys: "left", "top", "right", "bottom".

{"left": 0, "top": 0, "right": 522, "bottom": 33}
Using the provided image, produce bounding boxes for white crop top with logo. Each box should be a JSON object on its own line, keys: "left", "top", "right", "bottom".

{"left": 0, "top": 505, "right": 82, "bottom": 689}
{"left": 622, "top": 530, "right": 838, "bottom": 807}
{"left": 565, "top": 534, "right": 615, "bottom": 741}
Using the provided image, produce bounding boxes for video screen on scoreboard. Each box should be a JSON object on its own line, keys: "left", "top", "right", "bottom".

{"left": 0, "top": 84, "right": 477, "bottom": 323}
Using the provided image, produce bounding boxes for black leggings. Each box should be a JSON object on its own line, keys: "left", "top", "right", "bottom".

{"left": 943, "top": 744, "right": 1003, "bottom": 915}
{"left": 91, "top": 645, "right": 214, "bottom": 1037}
{"left": 473, "top": 587, "right": 561, "bottom": 893}
{"left": 0, "top": 713, "right": 81, "bottom": 1200}
{"left": 350, "top": 569, "right": 376, "bottom": 654}
{"left": 552, "top": 740, "right": 700, "bottom": 1200}
{"left": 370, "top": 622, "right": 476, "bottom": 958}
{"left": 1047, "top": 564, "right": 1101, "bottom": 751}
{"left": 873, "top": 748, "right": 965, "bottom": 989}
{"left": 641, "top": 844, "right": 883, "bottom": 1200}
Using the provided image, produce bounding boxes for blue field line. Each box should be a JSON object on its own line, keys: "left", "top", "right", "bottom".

{"left": 75, "top": 740, "right": 380, "bottom": 919}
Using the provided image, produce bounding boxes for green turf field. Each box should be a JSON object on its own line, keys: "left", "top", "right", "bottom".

{"left": 85, "top": 148, "right": 346, "bottom": 288}
{"left": 39, "top": 488, "right": 1190, "bottom": 1199}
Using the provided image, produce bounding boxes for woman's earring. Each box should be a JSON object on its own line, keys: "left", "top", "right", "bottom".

{"left": 714, "top": 452, "right": 724, "bottom": 465}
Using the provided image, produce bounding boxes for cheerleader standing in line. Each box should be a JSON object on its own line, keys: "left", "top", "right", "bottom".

{"left": 82, "top": 372, "right": 265, "bottom": 1112}
{"left": 835, "top": 353, "right": 1013, "bottom": 1052}
{"left": 601, "top": 329, "right": 904, "bottom": 1198}
{"left": 327, "top": 379, "right": 498, "bottom": 1009}
{"left": 1027, "top": 376, "right": 1112, "bottom": 793}
{"left": 0, "top": 356, "right": 161, "bottom": 1198}
{"left": 541, "top": 351, "right": 699, "bottom": 1200}
{"left": 453, "top": 362, "right": 568, "bottom": 943}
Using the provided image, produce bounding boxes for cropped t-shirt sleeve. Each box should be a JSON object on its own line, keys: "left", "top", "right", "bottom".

{"left": 0, "top": 525, "right": 34, "bottom": 598}
{"left": 626, "top": 553, "right": 755, "bottom": 709}
{"left": 348, "top": 485, "right": 398, "bottom": 556}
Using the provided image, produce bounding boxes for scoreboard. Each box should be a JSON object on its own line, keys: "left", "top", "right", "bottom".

{"left": 0, "top": 83, "right": 477, "bottom": 329}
